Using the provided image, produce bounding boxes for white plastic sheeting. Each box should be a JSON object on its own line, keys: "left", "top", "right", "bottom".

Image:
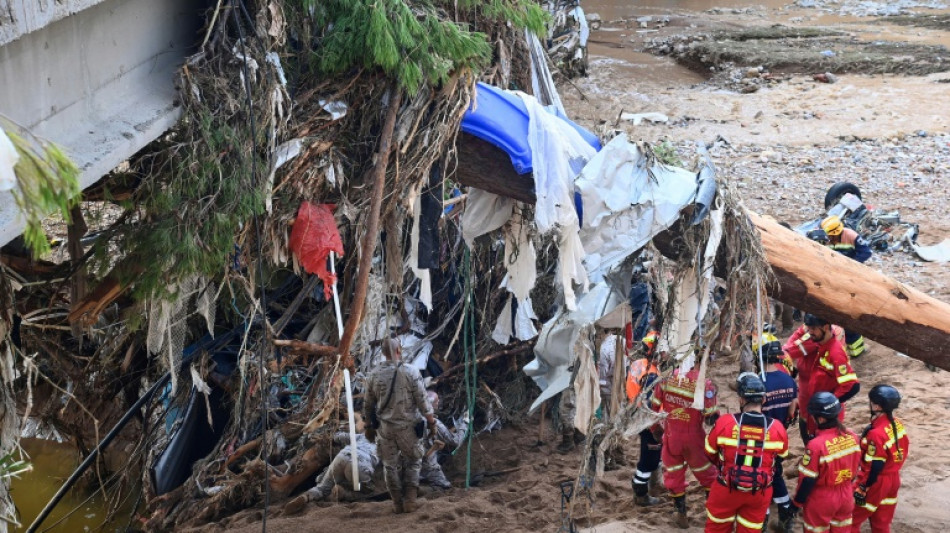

{"left": 520, "top": 93, "right": 596, "bottom": 309}
{"left": 691, "top": 208, "right": 724, "bottom": 409}
{"left": 408, "top": 191, "right": 433, "bottom": 310}
{"left": 491, "top": 295, "right": 539, "bottom": 345}
{"left": 572, "top": 322, "right": 601, "bottom": 434}
{"left": 913, "top": 238, "right": 950, "bottom": 262}
{"left": 0, "top": 127, "right": 18, "bottom": 192}
{"left": 524, "top": 282, "right": 622, "bottom": 411}
{"left": 577, "top": 134, "right": 698, "bottom": 283}
{"left": 460, "top": 187, "right": 514, "bottom": 246}
{"left": 501, "top": 204, "right": 537, "bottom": 301}
{"left": 526, "top": 29, "right": 565, "bottom": 114}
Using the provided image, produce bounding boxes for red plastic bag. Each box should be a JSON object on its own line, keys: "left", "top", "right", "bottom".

{"left": 288, "top": 202, "right": 344, "bottom": 299}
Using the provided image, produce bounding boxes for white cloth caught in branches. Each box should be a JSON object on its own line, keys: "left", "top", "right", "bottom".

{"left": 518, "top": 93, "right": 595, "bottom": 310}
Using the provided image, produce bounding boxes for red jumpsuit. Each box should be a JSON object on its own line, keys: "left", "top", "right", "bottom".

{"left": 851, "top": 416, "right": 909, "bottom": 533}
{"left": 704, "top": 412, "right": 789, "bottom": 532}
{"left": 787, "top": 330, "right": 857, "bottom": 436}
{"left": 795, "top": 427, "right": 861, "bottom": 532}
{"left": 651, "top": 367, "right": 719, "bottom": 496}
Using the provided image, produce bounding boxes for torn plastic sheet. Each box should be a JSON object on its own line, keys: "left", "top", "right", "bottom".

{"left": 501, "top": 203, "right": 537, "bottom": 300}
{"left": 460, "top": 188, "right": 514, "bottom": 246}
{"left": 571, "top": 323, "right": 601, "bottom": 434}
{"left": 691, "top": 150, "right": 718, "bottom": 225}
{"left": 913, "top": 238, "right": 950, "bottom": 262}
{"left": 318, "top": 99, "right": 348, "bottom": 120}
{"left": 265, "top": 52, "right": 287, "bottom": 86}
{"left": 359, "top": 301, "right": 434, "bottom": 371}
{"left": 0, "top": 126, "right": 18, "bottom": 192}
{"left": 574, "top": 6, "right": 590, "bottom": 47}
{"left": 408, "top": 191, "right": 432, "bottom": 310}
{"left": 619, "top": 112, "right": 669, "bottom": 125}
{"left": 576, "top": 134, "right": 698, "bottom": 282}
{"left": 491, "top": 295, "right": 539, "bottom": 345}
{"left": 525, "top": 282, "right": 622, "bottom": 412}
{"left": 520, "top": 93, "right": 595, "bottom": 308}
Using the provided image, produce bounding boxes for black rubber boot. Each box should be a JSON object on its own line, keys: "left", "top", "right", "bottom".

{"left": 777, "top": 503, "right": 797, "bottom": 532}
{"left": 631, "top": 479, "right": 660, "bottom": 506}
{"left": 672, "top": 495, "right": 688, "bottom": 529}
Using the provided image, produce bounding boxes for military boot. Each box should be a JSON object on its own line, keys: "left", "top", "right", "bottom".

{"left": 390, "top": 490, "right": 405, "bottom": 514}
{"left": 557, "top": 432, "right": 575, "bottom": 454}
{"left": 777, "top": 503, "right": 797, "bottom": 532}
{"left": 402, "top": 484, "right": 419, "bottom": 513}
{"left": 672, "top": 495, "right": 688, "bottom": 529}
{"left": 631, "top": 479, "right": 660, "bottom": 507}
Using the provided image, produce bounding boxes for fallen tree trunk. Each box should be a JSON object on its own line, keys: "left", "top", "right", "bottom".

{"left": 454, "top": 137, "right": 950, "bottom": 371}
{"left": 748, "top": 212, "right": 950, "bottom": 370}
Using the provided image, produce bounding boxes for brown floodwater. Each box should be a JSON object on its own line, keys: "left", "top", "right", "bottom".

{"left": 11, "top": 439, "right": 136, "bottom": 532}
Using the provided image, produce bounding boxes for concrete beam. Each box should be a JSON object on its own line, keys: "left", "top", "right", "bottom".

{"left": 0, "top": 0, "right": 203, "bottom": 246}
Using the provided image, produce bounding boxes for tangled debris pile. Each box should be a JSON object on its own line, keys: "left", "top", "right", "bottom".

{"left": 3, "top": 0, "right": 771, "bottom": 531}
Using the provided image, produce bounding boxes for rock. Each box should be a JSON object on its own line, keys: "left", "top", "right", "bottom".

{"left": 745, "top": 68, "right": 761, "bottom": 79}
{"left": 813, "top": 72, "right": 838, "bottom": 84}
{"left": 759, "top": 150, "right": 783, "bottom": 163}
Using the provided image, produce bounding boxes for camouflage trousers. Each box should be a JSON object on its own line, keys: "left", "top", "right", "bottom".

{"left": 420, "top": 453, "right": 451, "bottom": 489}
{"left": 378, "top": 422, "right": 424, "bottom": 494}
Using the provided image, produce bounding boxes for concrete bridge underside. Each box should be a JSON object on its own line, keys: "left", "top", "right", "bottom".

{"left": 0, "top": 0, "right": 205, "bottom": 245}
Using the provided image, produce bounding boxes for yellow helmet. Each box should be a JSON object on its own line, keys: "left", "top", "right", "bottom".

{"left": 821, "top": 215, "right": 844, "bottom": 236}
{"left": 751, "top": 332, "right": 779, "bottom": 352}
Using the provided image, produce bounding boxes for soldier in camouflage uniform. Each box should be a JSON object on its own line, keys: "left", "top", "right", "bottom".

{"left": 363, "top": 337, "right": 435, "bottom": 513}
{"left": 282, "top": 414, "right": 379, "bottom": 514}
{"left": 419, "top": 391, "right": 469, "bottom": 489}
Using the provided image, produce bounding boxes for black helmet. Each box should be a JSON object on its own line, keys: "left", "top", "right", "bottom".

{"left": 868, "top": 384, "right": 901, "bottom": 413}
{"left": 807, "top": 392, "right": 841, "bottom": 419}
{"left": 803, "top": 313, "right": 828, "bottom": 327}
{"left": 763, "top": 341, "right": 784, "bottom": 362}
{"left": 736, "top": 372, "right": 766, "bottom": 402}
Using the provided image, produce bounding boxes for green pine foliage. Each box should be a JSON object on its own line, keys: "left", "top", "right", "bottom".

{"left": 303, "top": 0, "right": 545, "bottom": 94}
{"left": 1, "top": 118, "right": 81, "bottom": 257}
{"left": 456, "top": 0, "right": 547, "bottom": 35}
{"left": 118, "top": 109, "right": 266, "bottom": 299}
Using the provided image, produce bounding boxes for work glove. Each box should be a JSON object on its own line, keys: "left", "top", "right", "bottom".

{"left": 364, "top": 425, "right": 377, "bottom": 442}
{"left": 854, "top": 485, "right": 868, "bottom": 507}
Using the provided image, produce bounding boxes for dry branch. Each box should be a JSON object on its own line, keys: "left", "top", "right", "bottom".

{"left": 338, "top": 89, "right": 404, "bottom": 368}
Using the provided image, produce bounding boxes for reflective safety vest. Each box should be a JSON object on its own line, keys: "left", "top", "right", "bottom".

{"left": 705, "top": 412, "right": 789, "bottom": 492}
{"left": 625, "top": 357, "right": 658, "bottom": 402}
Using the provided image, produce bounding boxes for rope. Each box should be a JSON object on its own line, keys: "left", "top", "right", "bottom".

{"left": 462, "top": 246, "right": 477, "bottom": 488}
{"left": 755, "top": 276, "right": 766, "bottom": 381}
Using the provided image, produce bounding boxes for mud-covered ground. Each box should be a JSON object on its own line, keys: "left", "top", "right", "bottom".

{"left": 207, "top": 2, "right": 950, "bottom": 532}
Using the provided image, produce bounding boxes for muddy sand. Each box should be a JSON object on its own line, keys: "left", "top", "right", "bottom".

{"left": 205, "top": 2, "right": 950, "bottom": 532}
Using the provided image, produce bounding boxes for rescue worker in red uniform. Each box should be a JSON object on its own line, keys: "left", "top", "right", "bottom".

{"left": 792, "top": 314, "right": 860, "bottom": 444}
{"left": 792, "top": 392, "right": 862, "bottom": 533}
{"left": 651, "top": 363, "right": 720, "bottom": 528}
{"left": 704, "top": 373, "right": 789, "bottom": 532}
{"left": 851, "top": 385, "right": 909, "bottom": 533}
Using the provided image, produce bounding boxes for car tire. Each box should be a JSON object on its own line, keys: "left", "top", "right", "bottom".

{"left": 824, "top": 182, "right": 862, "bottom": 209}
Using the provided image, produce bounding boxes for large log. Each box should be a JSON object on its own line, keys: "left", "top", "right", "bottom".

{"left": 454, "top": 137, "right": 950, "bottom": 371}
{"left": 749, "top": 212, "right": 950, "bottom": 370}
